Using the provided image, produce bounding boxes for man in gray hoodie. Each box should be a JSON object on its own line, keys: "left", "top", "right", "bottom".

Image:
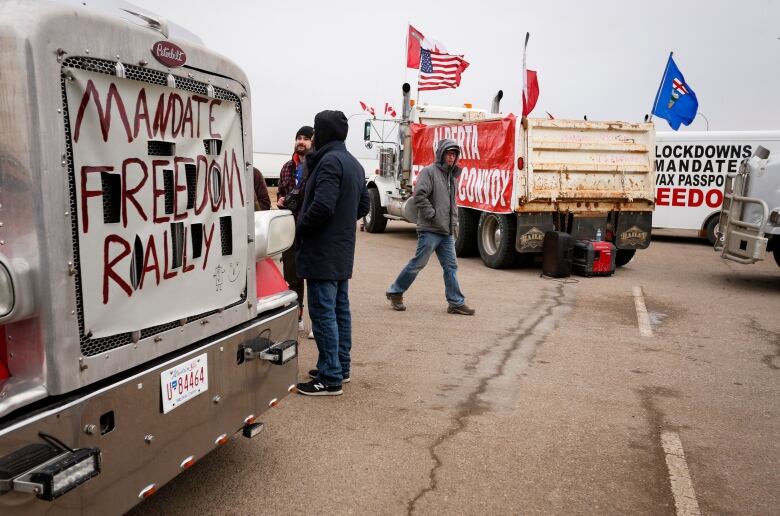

{"left": 386, "top": 139, "right": 475, "bottom": 315}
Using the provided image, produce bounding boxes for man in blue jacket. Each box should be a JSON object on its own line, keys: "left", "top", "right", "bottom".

{"left": 295, "top": 110, "right": 370, "bottom": 396}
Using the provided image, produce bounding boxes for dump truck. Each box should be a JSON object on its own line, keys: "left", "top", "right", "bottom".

{"left": 715, "top": 145, "right": 780, "bottom": 267}
{"left": 363, "top": 84, "right": 656, "bottom": 268}
{"left": 0, "top": 1, "right": 299, "bottom": 514}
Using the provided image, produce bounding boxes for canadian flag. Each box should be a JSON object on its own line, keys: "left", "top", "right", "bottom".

{"left": 522, "top": 69, "right": 539, "bottom": 117}
{"left": 407, "top": 24, "right": 447, "bottom": 69}
{"left": 359, "top": 101, "right": 375, "bottom": 117}
{"left": 384, "top": 103, "right": 397, "bottom": 118}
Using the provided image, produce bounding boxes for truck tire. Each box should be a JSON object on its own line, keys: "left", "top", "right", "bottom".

{"left": 454, "top": 207, "right": 479, "bottom": 257}
{"left": 773, "top": 246, "right": 780, "bottom": 268}
{"left": 477, "top": 212, "right": 517, "bottom": 269}
{"left": 704, "top": 214, "right": 721, "bottom": 246}
{"left": 364, "top": 188, "right": 387, "bottom": 233}
{"left": 615, "top": 249, "right": 636, "bottom": 267}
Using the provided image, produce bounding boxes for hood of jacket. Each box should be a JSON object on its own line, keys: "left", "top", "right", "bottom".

{"left": 313, "top": 110, "right": 349, "bottom": 149}
{"left": 435, "top": 138, "right": 462, "bottom": 177}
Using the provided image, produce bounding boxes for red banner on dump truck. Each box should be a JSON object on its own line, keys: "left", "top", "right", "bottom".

{"left": 411, "top": 116, "right": 516, "bottom": 213}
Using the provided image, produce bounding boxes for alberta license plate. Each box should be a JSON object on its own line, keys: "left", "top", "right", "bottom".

{"left": 160, "top": 353, "right": 209, "bottom": 414}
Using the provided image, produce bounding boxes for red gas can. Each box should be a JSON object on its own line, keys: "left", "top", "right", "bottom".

{"left": 572, "top": 241, "right": 616, "bottom": 277}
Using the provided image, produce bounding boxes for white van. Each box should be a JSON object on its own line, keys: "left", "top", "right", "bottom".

{"left": 653, "top": 131, "right": 780, "bottom": 243}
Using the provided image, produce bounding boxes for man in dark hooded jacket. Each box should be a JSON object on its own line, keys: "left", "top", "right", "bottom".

{"left": 386, "top": 139, "right": 475, "bottom": 315}
{"left": 295, "top": 110, "right": 370, "bottom": 396}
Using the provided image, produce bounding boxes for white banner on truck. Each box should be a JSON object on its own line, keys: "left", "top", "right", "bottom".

{"left": 653, "top": 131, "right": 780, "bottom": 235}
{"left": 66, "top": 69, "right": 247, "bottom": 338}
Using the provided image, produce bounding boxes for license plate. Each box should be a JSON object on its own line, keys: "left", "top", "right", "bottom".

{"left": 160, "top": 353, "right": 209, "bottom": 414}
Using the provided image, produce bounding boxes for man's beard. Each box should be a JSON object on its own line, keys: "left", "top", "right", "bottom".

{"left": 295, "top": 144, "right": 308, "bottom": 155}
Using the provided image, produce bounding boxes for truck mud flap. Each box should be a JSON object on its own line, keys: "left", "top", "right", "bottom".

{"left": 615, "top": 212, "right": 652, "bottom": 249}
{"left": 0, "top": 305, "right": 298, "bottom": 516}
{"left": 515, "top": 213, "right": 554, "bottom": 253}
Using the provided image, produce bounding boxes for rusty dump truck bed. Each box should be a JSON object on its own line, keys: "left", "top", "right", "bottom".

{"left": 519, "top": 118, "right": 655, "bottom": 213}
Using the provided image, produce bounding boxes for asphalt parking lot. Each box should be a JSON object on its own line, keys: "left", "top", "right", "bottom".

{"left": 132, "top": 223, "right": 779, "bottom": 515}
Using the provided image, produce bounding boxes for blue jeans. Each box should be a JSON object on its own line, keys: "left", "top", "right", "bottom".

{"left": 307, "top": 279, "right": 351, "bottom": 386}
{"left": 388, "top": 231, "right": 465, "bottom": 306}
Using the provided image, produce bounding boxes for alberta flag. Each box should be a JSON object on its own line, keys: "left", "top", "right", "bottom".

{"left": 652, "top": 54, "right": 699, "bottom": 130}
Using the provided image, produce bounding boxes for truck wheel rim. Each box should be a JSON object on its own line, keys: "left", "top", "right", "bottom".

{"left": 482, "top": 215, "right": 500, "bottom": 255}
{"left": 365, "top": 200, "right": 373, "bottom": 225}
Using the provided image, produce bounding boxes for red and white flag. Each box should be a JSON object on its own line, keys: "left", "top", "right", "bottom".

{"left": 406, "top": 24, "right": 447, "bottom": 69}
{"left": 384, "top": 103, "right": 397, "bottom": 118}
{"left": 522, "top": 69, "right": 539, "bottom": 116}
{"left": 418, "top": 49, "right": 469, "bottom": 91}
{"left": 359, "top": 101, "right": 375, "bottom": 116}
{"left": 521, "top": 33, "right": 539, "bottom": 117}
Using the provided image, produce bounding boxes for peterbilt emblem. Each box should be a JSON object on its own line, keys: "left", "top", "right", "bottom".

{"left": 151, "top": 41, "right": 186, "bottom": 68}
{"left": 620, "top": 225, "right": 648, "bottom": 246}
{"left": 519, "top": 227, "right": 545, "bottom": 249}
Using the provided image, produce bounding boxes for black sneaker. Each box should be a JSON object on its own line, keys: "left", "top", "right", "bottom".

{"left": 296, "top": 379, "right": 343, "bottom": 396}
{"left": 308, "top": 369, "right": 351, "bottom": 383}
{"left": 447, "top": 304, "right": 476, "bottom": 315}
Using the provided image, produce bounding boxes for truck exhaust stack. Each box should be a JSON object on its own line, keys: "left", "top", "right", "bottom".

{"left": 491, "top": 90, "right": 504, "bottom": 114}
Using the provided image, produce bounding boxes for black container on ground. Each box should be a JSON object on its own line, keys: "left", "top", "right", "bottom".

{"left": 542, "top": 231, "right": 575, "bottom": 278}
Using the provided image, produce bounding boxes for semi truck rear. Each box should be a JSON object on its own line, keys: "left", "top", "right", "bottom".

{"left": 0, "top": 2, "right": 299, "bottom": 514}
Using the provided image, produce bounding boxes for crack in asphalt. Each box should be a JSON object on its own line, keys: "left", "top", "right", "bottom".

{"left": 405, "top": 284, "right": 568, "bottom": 515}
{"left": 748, "top": 317, "right": 780, "bottom": 371}
{"left": 635, "top": 386, "right": 680, "bottom": 516}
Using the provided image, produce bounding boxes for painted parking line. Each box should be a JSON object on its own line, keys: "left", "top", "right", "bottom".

{"left": 633, "top": 286, "right": 653, "bottom": 337}
{"left": 661, "top": 431, "right": 701, "bottom": 516}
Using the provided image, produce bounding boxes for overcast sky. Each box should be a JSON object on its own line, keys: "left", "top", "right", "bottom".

{"left": 130, "top": 0, "right": 779, "bottom": 159}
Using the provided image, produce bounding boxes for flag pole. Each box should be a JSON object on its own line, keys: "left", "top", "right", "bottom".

{"left": 522, "top": 32, "right": 530, "bottom": 118}
{"left": 416, "top": 48, "right": 421, "bottom": 105}
{"left": 649, "top": 51, "right": 673, "bottom": 123}
{"left": 404, "top": 22, "right": 409, "bottom": 84}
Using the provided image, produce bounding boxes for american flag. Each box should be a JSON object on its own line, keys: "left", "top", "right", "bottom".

{"left": 418, "top": 49, "right": 470, "bottom": 91}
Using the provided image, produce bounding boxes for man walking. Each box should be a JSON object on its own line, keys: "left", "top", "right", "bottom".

{"left": 277, "top": 126, "right": 313, "bottom": 332}
{"left": 386, "top": 139, "right": 475, "bottom": 315}
{"left": 295, "top": 110, "right": 369, "bottom": 396}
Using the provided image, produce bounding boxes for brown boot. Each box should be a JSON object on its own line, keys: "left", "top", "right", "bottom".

{"left": 385, "top": 292, "right": 406, "bottom": 311}
{"left": 447, "top": 304, "right": 475, "bottom": 315}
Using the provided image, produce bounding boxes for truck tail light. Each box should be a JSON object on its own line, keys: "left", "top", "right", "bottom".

{"left": 179, "top": 456, "right": 196, "bottom": 470}
{"left": 138, "top": 483, "right": 156, "bottom": 499}
{"left": 517, "top": 157, "right": 524, "bottom": 170}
